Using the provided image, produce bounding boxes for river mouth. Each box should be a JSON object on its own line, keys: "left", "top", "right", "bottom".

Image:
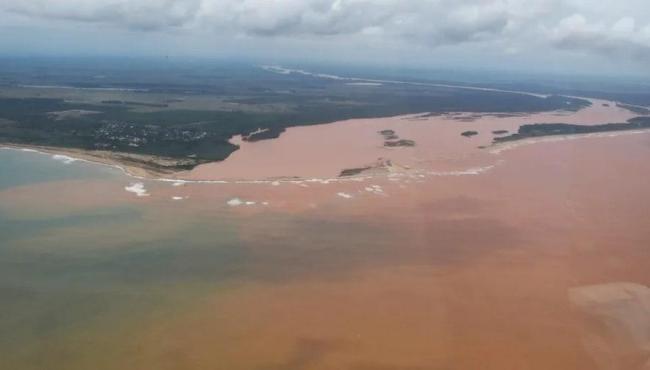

{"left": 182, "top": 98, "right": 637, "bottom": 181}
{"left": 1, "top": 97, "right": 650, "bottom": 370}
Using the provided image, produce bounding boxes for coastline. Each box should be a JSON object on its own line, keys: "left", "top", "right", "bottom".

{"left": 1, "top": 95, "right": 648, "bottom": 183}
{"left": 4, "top": 126, "right": 650, "bottom": 185}
{"left": 0, "top": 143, "right": 378, "bottom": 185}
{"left": 488, "top": 128, "right": 650, "bottom": 154}
{"left": 3, "top": 125, "right": 650, "bottom": 185}
{"left": 0, "top": 143, "right": 172, "bottom": 179}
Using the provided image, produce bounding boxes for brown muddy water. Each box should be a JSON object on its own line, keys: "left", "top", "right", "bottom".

{"left": 1, "top": 102, "right": 649, "bottom": 370}
{"left": 185, "top": 98, "right": 636, "bottom": 181}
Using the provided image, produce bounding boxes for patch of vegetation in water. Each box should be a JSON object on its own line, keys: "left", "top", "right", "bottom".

{"left": 384, "top": 139, "right": 416, "bottom": 147}
{"left": 461, "top": 131, "right": 479, "bottom": 137}
{"left": 339, "top": 167, "right": 372, "bottom": 177}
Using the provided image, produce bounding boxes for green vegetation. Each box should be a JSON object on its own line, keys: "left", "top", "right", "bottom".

{"left": 384, "top": 139, "right": 415, "bottom": 147}
{"left": 339, "top": 167, "right": 372, "bottom": 177}
{"left": 378, "top": 129, "right": 415, "bottom": 147}
{"left": 493, "top": 117, "right": 650, "bottom": 143}
{"left": 0, "top": 62, "right": 594, "bottom": 171}
{"left": 461, "top": 131, "right": 479, "bottom": 137}
{"left": 616, "top": 103, "right": 650, "bottom": 115}
{"left": 378, "top": 129, "right": 398, "bottom": 140}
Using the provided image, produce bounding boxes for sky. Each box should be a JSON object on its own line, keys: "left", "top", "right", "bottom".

{"left": 1, "top": 0, "right": 649, "bottom": 76}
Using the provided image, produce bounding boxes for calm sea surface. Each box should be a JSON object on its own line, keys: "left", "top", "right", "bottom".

{"left": 0, "top": 149, "right": 395, "bottom": 370}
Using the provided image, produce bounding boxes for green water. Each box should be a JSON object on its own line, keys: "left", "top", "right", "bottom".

{"left": 0, "top": 150, "right": 242, "bottom": 369}
{"left": 0, "top": 149, "right": 394, "bottom": 370}
{"left": 0, "top": 149, "right": 117, "bottom": 190}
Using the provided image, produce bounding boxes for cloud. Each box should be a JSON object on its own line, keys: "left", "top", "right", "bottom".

{"left": 3, "top": 0, "right": 203, "bottom": 31}
{"left": 0, "top": 1, "right": 534, "bottom": 43}
{"left": 2, "top": 0, "right": 650, "bottom": 65}
{"left": 549, "top": 14, "right": 650, "bottom": 62}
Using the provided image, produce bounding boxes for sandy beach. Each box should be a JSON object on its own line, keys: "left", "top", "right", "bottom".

{"left": 0, "top": 143, "right": 190, "bottom": 179}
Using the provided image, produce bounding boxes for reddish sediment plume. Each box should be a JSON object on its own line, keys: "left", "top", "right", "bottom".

{"left": 119, "top": 130, "right": 650, "bottom": 370}
{"left": 3, "top": 99, "right": 648, "bottom": 370}
{"left": 110, "top": 110, "right": 650, "bottom": 370}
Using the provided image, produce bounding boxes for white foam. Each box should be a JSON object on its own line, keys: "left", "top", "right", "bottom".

{"left": 227, "top": 198, "right": 244, "bottom": 207}
{"left": 427, "top": 165, "right": 496, "bottom": 177}
{"left": 52, "top": 154, "right": 77, "bottom": 164}
{"left": 171, "top": 196, "right": 187, "bottom": 201}
{"left": 365, "top": 185, "right": 385, "bottom": 195}
{"left": 271, "top": 181, "right": 280, "bottom": 186}
{"left": 125, "top": 182, "right": 150, "bottom": 197}
{"left": 227, "top": 197, "right": 259, "bottom": 206}
{"left": 337, "top": 192, "right": 353, "bottom": 199}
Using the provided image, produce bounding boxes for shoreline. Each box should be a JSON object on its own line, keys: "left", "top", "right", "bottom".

{"left": 487, "top": 128, "right": 650, "bottom": 154}
{"left": 0, "top": 143, "right": 379, "bottom": 185}
{"left": 0, "top": 142, "right": 500, "bottom": 185}
{"left": 4, "top": 126, "right": 650, "bottom": 185}
{"left": 0, "top": 143, "right": 172, "bottom": 178}
{"left": 2, "top": 97, "right": 648, "bottom": 184}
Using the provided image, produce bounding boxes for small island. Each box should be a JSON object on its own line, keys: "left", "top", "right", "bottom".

{"left": 461, "top": 131, "right": 479, "bottom": 137}
{"left": 338, "top": 158, "right": 393, "bottom": 177}
{"left": 379, "top": 129, "right": 415, "bottom": 147}
{"left": 339, "top": 166, "right": 372, "bottom": 177}
{"left": 384, "top": 139, "right": 415, "bottom": 147}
